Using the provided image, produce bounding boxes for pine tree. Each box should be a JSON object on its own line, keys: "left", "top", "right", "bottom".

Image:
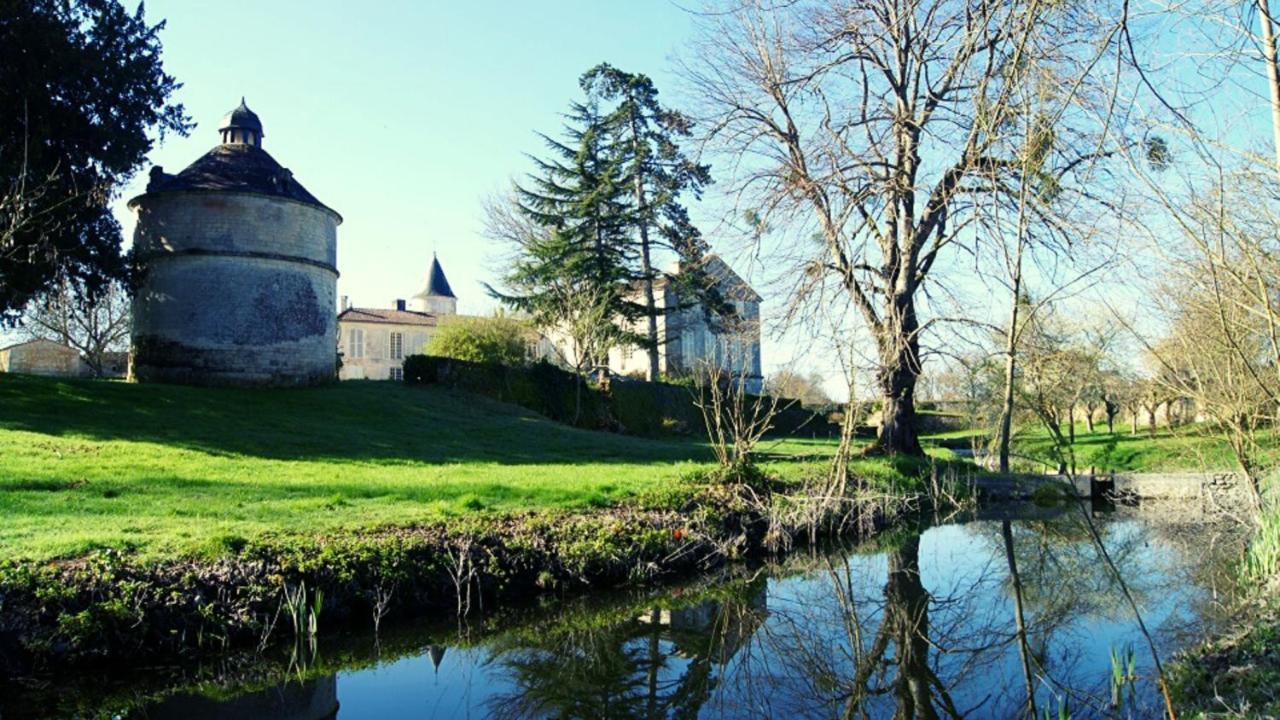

{"left": 581, "top": 64, "right": 713, "bottom": 381}
{"left": 491, "top": 99, "right": 640, "bottom": 371}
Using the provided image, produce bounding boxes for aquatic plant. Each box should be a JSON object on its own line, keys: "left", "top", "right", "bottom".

{"left": 282, "top": 581, "right": 322, "bottom": 641}
{"left": 1240, "top": 504, "right": 1280, "bottom": 590}
{"left": 1039, "top": 699, "right": 1071, "bottom": 720}
{"left": 1109, "top": 643, "right": 1137, "bottom": 709}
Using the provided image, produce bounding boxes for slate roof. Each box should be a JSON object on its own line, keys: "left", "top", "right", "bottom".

{"left": 133, "top": 144, "right": 338, "bottom": 217}
{"left": 219, "top": 98, "right": 263, "bottom": 134}
{"left": 656, "top": 254, "right": 762, "bottom": 303}
{"left": 337, "top": 307, "right": 438, "bottom": 327}
{"left": 413, "top": 255, "right": 456, "bottom": 299}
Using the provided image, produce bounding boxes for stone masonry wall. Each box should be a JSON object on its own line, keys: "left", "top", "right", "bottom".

{"left": 974, "top": 471, "right": 1255, "bottom": 509}
{"left": 0, "top": 342, "right": 83, "bottom": 377}
{"left": 131, "top": 192, "right": 339, "bottom": 387}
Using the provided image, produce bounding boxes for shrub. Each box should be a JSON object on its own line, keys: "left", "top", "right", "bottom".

{"left": 402, "top": 354, "right": 438, "bottom": 384}
{"left": 425, "top": 315, "right": 530, "bottom": 366}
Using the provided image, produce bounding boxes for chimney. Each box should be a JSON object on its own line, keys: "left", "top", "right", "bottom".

{"left": 340, "top": 295, "right": 349, "bottom": 311}
{"left": 395, "top": 298, "right": 406, "bottom": 311}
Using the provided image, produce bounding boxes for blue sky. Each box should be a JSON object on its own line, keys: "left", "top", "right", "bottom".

{"left": 112, "top": 1, "right": 706, "bottom": 326}
{"left": 98, "top": 2, "right": 1280, "bottom": 399}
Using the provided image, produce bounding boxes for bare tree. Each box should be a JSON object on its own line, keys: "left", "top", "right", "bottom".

{"left": 693, "top": 322, "right": 786, "bottom": 478}
{"left": 21, "top": 276, "right": 129, "bottom": 377}
{"left": 764, "top": 369, "right": 831, "bottom": 407}
{"left": 682, "top": 0, "right": 1128, "bottom": 457}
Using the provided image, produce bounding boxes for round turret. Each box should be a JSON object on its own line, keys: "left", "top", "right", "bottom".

{"left": 128, "top": 99, "right": 342, "bottom": 387}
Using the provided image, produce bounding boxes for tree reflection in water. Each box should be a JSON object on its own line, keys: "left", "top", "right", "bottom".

{"left": 478, "top": 512, "right": 1236, "bottom": 720}
{"left": 73, "top": 511, "right": 1238, "bottom": 720}
{"left": 482, "top": 577, "right": 767, "bottom": 719}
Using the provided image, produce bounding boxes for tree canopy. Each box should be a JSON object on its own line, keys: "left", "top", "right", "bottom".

{"left": 0, "top": 0, "right": 189, "bottom": 320}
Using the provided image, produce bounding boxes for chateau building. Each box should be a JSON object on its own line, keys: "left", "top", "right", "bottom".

{"left": 128, "top": 99, "right": 342, "bottom": 386}
{"left": 337, "top": 253, "right": 762, "bottom": 390}
{"left": 554, "top": 255, "right": 764, "bottom": 393}
{"left": 337, "top": 255, "right": 456, "bottom": 380}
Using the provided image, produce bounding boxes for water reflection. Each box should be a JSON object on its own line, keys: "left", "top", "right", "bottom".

{"left": 482, "top": 578, "right": 767, "bottom": 719}
{"left": 4, "top": 507, "right": 1242, "bottom": 720}
{"left": 141, "top": 676, "right": 339, "bottom": 720}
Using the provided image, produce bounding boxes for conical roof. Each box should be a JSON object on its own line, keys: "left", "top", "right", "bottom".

{"left": 129, "top": 101, "right": 340, "bottom": 221}
{"left": 413, "top": 255, "right": 455, "bottom": 299}
{"left": 141, "top": 144, "right": 328, "bottom": 208}
{"left": 428, "top": 645, "right": 447, "bottom": 672}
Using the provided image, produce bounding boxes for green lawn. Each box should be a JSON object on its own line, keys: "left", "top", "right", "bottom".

{"left": 0, "top": 375, "right": 740, "bottom": 562}
{"left": 0, "top": 375, "right": 982, "bottom": 563}
{"left": 1013, "top": 422, "right": 1277, "bottom": 473}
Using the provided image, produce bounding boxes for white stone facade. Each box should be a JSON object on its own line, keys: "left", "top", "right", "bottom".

{"left": 337, "top": 305, "right": 437, "bottom": 381}
{"left": 553, "top": 256, "right": 764, "bottom": 393}
{"left": 0, "top": 339, "right": 83, "bottom": 377}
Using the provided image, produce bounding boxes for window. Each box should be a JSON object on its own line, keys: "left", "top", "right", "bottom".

{"left": 389, "top": 332, "right": 404, "bottom": 361}
{"left": 389, "top": 367, "right": 404, "bottom": 382}
{"left": 347, "top": 328, "right": 365, "bottom": 359}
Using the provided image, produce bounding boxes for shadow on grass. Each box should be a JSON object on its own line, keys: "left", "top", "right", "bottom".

{"left": 0, "top": 374, "right": 713, "bottom": 467}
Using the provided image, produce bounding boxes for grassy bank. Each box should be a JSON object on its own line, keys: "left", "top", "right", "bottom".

{"left": 0, "top": 374, "right": 974, "bottom": 675}
{"left": 1171, "top": 503, "right": 1280, "bottom": 717}
{"left": 0, "top": 375, "right": 963, "bottom": 563}
{"left": 0, "top": 375, "right": 706, "bottom": 561}
{"left": 1012, "top": 422, "right": 1277, "bottom": 473}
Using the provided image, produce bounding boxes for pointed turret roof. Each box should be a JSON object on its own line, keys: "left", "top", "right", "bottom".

{"left": 413, "top": 254, "right": 456, "bottom": 299}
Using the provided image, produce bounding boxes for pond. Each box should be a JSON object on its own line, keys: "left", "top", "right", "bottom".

{"left": 4, "top": 504, "right": 1245, "bottom": 719}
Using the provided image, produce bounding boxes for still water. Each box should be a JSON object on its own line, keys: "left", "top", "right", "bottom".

{"left": 7, "top": 505, "right": 1244, "bottom": 719}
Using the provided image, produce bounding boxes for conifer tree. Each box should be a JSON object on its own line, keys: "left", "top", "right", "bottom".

{"left": 581, "top": 64, "right": 713, "bottom": 381}
{"left": 1, "top": 0, "right": 190, "bottom": 320}
{"left": 490, "top": 99, "right": 640, "bottom": 370}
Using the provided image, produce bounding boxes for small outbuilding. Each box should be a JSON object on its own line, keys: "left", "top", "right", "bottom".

{"left": 0, "top": 339, "right": 83, "bottom": 377}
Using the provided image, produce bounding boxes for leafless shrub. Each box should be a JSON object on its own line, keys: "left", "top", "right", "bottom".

{"left": 690, "top": 335, "right": 785, "bottom": 480}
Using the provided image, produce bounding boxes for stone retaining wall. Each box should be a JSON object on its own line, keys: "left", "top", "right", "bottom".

{"left": 974, "top": 471, "right": 1253, "bottom": 508}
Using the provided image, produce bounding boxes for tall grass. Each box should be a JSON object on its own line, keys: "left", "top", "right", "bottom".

{"left": 1242, "top": 505, "right": 1280, "bottom": 590}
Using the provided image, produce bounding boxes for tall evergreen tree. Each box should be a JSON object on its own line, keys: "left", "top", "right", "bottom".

{"left": 490, "top": 99, "right": 640, "bottom": 370}
{"left": 581, "top": 64, "right": 712, "bottom": 381}
{"left": 0, "top": 0, "right": 190, "bottom": 320}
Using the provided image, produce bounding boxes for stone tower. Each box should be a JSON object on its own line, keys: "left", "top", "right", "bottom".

{"left": 129, "top": 99, "right": 343, "bottom": 386}
{"left": 410, "top": 254, "right": 457, "bottom": 316}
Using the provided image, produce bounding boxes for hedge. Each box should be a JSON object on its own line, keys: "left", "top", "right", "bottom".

{"left": 404, "top": 355, "right": 836, "bottom": 438}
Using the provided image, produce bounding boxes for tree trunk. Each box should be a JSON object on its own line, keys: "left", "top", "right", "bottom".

{"left": 996, "top": 260, "right": 1023, "bottom": 474}
{"left": 875, "top": 295, "right": 924, "bottom": 456}
{"left": 633, "top": 178, "right": 660, "bottom": 383}
{"left": 625, "top": 108, "right": 662, "bottom": 383}
{"left": 1002, "top": 520, "right": 1038, "bottom": 719}
{"left": 1130, "top": 411, "right": 1138, "bottom": 435}
{"left": 638, "top": 235, "right": 660, "bottom": 382}
{"left": 1067, "top": 406, "right": 1076, "bottom": 444}
{"left": 1084, "top": 406, "right": 1095, "bottom": 433}
{"left": 1146, "top": 406, "right": 1157, "bottom": 435}
{"left": 996, "top": 344, "right": 1017, "bottom": 474}
{"left": 1259, "top": 0, "right": 1280, "bottom": 183}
